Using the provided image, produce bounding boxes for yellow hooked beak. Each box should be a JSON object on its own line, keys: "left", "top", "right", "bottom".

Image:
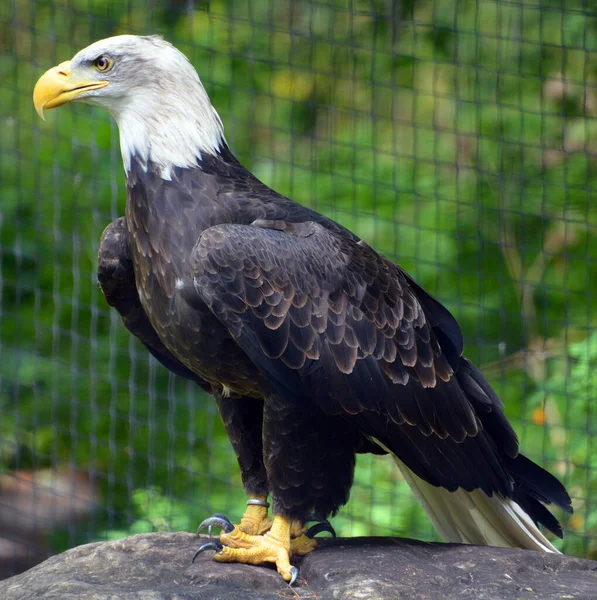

{"left": 33, "top": 61, "right": 109, "bottom": 120}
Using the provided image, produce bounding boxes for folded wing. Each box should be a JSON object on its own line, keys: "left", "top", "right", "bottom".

{"left": 191, "top": 219, "right": 571, "bottom": 539}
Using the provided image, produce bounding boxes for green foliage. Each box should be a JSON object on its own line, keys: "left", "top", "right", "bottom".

{"left": 524, "top": 331, "right": 597, "bottom": 558}
{"left": 1, "top": 0, "right": 596, "bottom": 557}
{"left": 99, "top": 488, "right": 196, "bottom": 539}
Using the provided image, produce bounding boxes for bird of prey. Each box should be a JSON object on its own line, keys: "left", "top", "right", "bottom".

{"left": 33, "top": 35, "right": 571, "bottom": 584}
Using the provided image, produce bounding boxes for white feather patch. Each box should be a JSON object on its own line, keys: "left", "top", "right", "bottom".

{"left": 371, "top": 437, "right": 560, "bottom": 553}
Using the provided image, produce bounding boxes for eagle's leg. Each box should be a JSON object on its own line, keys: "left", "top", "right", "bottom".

{"left": 195, "top": 394, "right": 284, "bottom": 573}
{"left": 196, "top": 394, "right": 354, "bottom": 582}
{"left": 213, "top": 394, "right": 273, "bottom": 535}
{"left": 206, "top": 394, "right": 358, "bottom": 580}
{"left": 238, "top": 497, "right": 273, "bottom": 535}
{"left": 261, "top": 394, "right": 360, "bottom": 570}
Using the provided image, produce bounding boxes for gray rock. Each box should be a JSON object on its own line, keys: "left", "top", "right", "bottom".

{"left": 303, "top": 538, "right": 597, "bottom": 599}
{"left": 0, "top": 532, "right": 595, "bottom": 599}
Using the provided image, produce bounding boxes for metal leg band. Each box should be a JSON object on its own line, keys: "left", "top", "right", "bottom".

{"left": 246, "top": 498, "right": 270, "bottom": 508}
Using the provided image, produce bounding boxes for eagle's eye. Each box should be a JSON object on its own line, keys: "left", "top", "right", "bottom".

{"left": 94, "top": 55, "right": 113, "bottom": 72}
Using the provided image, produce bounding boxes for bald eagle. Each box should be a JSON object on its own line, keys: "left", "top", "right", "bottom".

{"left": 34, "top": 35, "right": 571, "bottom": 584}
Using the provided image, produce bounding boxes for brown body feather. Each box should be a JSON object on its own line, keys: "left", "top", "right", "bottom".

{"left": 98, "top": 145, "right": 570, "bottom": 528}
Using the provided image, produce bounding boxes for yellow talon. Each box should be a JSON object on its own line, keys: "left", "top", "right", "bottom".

{"left": 195, "top": 504, "right": 322, "bottom": 583}
{"left": 213, "top": 514, "right": 296, "bottom": 582}
{"left": 290, "top": 533, "right": 318, "bottom": 556}
{"left": 289, "top": 519, "right": 307, "bottom": 539}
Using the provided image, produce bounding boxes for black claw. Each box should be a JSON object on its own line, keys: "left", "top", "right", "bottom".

{"left": 288, "top": 566, "right": 299, "bottom": 586}
{"left": 306, "top": 520, "right": 336, "bottom": 540}
{"left": 192, "top": 541, "right": 224, "bottom": 562}
{"left": 196, "top": 513, "right": 235, "bottom": 535}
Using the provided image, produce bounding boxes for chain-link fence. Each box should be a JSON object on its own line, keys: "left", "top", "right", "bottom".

{"left": 1, "top": 0, "right": 596, "bottom": 579}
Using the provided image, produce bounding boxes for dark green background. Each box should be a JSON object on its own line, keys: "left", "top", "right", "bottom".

{"left": 1, "top": 0, "right": 596, "bottom": 565}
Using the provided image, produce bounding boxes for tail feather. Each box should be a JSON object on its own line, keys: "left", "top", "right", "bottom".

{"left": 506, "top": 454, "right": 572, "bottom": 514}
{"left": 392, "top": 453, "right": 562, "bottom": 553}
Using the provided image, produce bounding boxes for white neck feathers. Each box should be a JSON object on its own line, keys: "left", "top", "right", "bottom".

{"left": 115, "top": 86, "right": 226, "bottom": 180}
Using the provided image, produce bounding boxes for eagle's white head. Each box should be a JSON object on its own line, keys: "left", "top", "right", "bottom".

{"left": 33, "top": 35, "right": 226, "bottom": 178}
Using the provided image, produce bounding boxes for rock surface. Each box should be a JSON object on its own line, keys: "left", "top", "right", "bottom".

{"left": 0, "top": 532, "right": 595, "bottom": 599}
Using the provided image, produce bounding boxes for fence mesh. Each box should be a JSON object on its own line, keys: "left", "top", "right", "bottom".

{"left": 1, "top": 0, "right": 596, "bottom": 578}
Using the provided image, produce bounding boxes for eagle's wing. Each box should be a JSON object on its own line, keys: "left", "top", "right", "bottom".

{"left": 192, "top": 221, "right": 503, "bottom": 481}
{"left": 98, "top": 217, "right": 210, "bottom": 389}
{"left": 190, "top": 219, "right": 571, "bottom": 543}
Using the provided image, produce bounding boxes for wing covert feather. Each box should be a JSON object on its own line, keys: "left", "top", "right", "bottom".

{"left": 192, "top": 220, "right": 481, "bottom": 444}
